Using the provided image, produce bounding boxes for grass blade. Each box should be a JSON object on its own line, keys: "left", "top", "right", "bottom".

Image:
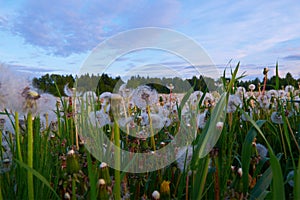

{"left": 196, "top": 92, "right": 227, "bottom": 158}
{"left": 295, "top": 158, "right": 300, "bottom": 199}
{"left": 241, "top": 120, "right": 266, "bottom": 194}
{"left": 14, "top": 159, "right": 60, "bottom": 199}
{"left": 250, "top": 166, "right": 272, "bottom": 200}
{"left": 240, "top": 110, "right": 285, "bottom": 200}
{"left": 275, "top": 61, "right": 279, "bottom": 90}
{"left": 27, "top": 112, "right": 34, "bottom": 200}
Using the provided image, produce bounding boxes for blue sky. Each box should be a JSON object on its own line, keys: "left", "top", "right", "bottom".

{"left": 1, "top": 0, "right": 300, "bottom": 80}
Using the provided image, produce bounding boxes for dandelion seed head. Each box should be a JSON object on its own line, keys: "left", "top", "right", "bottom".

{"left": 286, "top": 170, "right": 294, "bottom": 187}
{"left": 197, "top": 110, "right": 208, "bottom": 129}
{"left": 285, "top": 85, "right": 294, "bottom": 93}
{"left": 248, "top": 84, "right": 256, "bottom": 91}
{"left": 267, "top": 90, "right": 279, "bottom": 99}
{"left": 98, "top": 178, "right": 106, "bottom": 186}
{"left": 63, "top": 83, "right": 81, "bottom": 97}
{"left": 67, "top": 149, "right": 75, "bottom": 155}
{"left": 227, "top": 94, "right": 242, "bottom": 113}
{"left": 132, "top": 85, "right": 158, "bottom": 108}
{"left": 176, "top": 145, "right": 193, "bottom": 173}
{"left": 89, "top": 110, "right": 111, "bottom": 128}
{"left": 152, "top": 190, "right": 160, "bottom": 199}
{"left": 64, "top": 192, "right": 71, "bottom": 200}
{"left": 216, "top": 122, "right": 224, "bottom": 131}
{"left": 100, "top": 162, "right": 108, "bottom": 168}
{"left": 237, "top": 168, "right": 243, "bottom": 177}
{"left": 119, "top": 84, "right": 133, "bottom": 99}
{"left": 271, "top": 112, "right": 283, "bottom": 124}
{"left": 256, "top": 143, "right": 268, "bottom": 158}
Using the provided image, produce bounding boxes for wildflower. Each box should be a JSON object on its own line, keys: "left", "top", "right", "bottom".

{"left": 99, "top": 162, "right": 111, "bottom": 185}
{"left": 97, "top": 178, "right": 106, "bottom": 187}
{"left": 118, "top": 83, "right": 133, "bottom": 99}
{"left": 21, "top": 86, "right": 40, "bottom": 100}
{"left": 97, "top": 178, "right": 109, "bottom": 199}
{"left": 132, "top": 85, "right": 158, "bottom": 109}
{"left": 197, "top": 110, "right": 208, "bottom": 129}
{"left": 166, "top": 83, "right": 174, "bottom": 90}
{"left": 285, "top": 85, "right": 294, "bottom": 93}
{"left": 149, "top": 114, "right": 164, "bottom": 130}
{"left": 237, "top": 168, "right": 243, "bottom": 177}
{"left": 66, "top": 149, "right": 80, "bottom": 174}
{"left": 63, "top": 83, "right": 81, "bottom": 97}
{"left": 263, "top": 67, "right": 269, "bottom": 75}
{"left": 237, "top": 86, "right": 246, "bottom": 94}
{"left": 82, "top": 91, "right": 97, "bottom": 106}
{"left": 293, "top": 96, "right": 300, "bottom": 110}
{"left": 118, "top": 117, "right": 134, "bottom": 128}
{"left": 286, "top": 170, "right": 294, "bottom": 187}
{"left": 163, "top": 117, "right": 172, "bottom": 127}
{"left": 227, "top": 94, "right": 242, "bottom": 113}
{"left": 167, "top": 83, "right": 175, "bottom": 103}
{"left": 64, "top": 192, "right": 71, "bottom": 199}
{"left": 278, "top": 90, "right": 286, "bottom": 99}
{"left": 189, "top": 91, "right": 203, "bottom": 107}
{"left": 257, "top": 94, "right": 270, "bottom": 109}
{"left": 203, "top": 93, "right": 215, "bottom": 107}
{"left": 89, "top": 110, "right": 111, "bottom": 128}
{"left": 152, "top": 190, "right": 160, "bottom": 200}
{"left": 248, "top": 84, "right": 256, "bottom": 91}
{"left": 160, "top": 180, "right": 171, "bottom": 199}
{"left": 256, "top": 143, "right": 268, "bottom": 158}
{"left": 271, "top": 112, "right": 283, "bottom": 124}
{"left": 216, "top": 122, "right": 224, "bottom": 131}
{"left": 20, "top": 86, "right": 41, "bottom": 113}
{"left": 267, "top": 90, "right": 279, "bottom": 99}
{"left": 137, "top": 127, "right": 149, "bottom": 139}
{"left": 176, "top": 145, "right": 193, "bottom": 173}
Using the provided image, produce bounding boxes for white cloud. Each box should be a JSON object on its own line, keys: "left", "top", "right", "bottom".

{"left": 2, "top": 0, "right": 181, "bottom": 56}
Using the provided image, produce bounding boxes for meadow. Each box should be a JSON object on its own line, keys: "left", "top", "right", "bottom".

{"left": 0, "top": 64, "right": 300, "bottom": 200}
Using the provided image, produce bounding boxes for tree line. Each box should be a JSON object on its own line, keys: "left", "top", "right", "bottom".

{"left": 32, "top": 72, "right": 300, "bottom": 97}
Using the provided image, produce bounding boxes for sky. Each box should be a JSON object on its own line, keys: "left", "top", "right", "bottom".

{"left": 1, "top": 0, "right": 300, "bottom": 81}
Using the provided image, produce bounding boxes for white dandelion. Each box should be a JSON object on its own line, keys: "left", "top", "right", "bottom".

{"left": 271, "top": 112, "right": 283, "bottom": 124}
{"left": 132, "top": 85, "right": 158, "bottom": 109}
{"left": 227, "top": 94, "right": 242, "bottom": 113}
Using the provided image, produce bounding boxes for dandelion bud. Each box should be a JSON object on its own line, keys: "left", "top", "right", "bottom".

{"left": 231, "top": 165, "right": 236, "bottom": 172}
{"left": 66, "top": 149, "right": 80, "bottom": 174}
{"left": 216, "top": 122, "right": 224, "bottom": 131}
{"left": 160, "top": 180, "right": 171, "bottom": 199}
{"left": 237, "top": 168, "right": 243, "bottom": 177}
{"left": 99, "top": 162, "right": 111, "bottom": 185}
{"left": 97, "top": 178, "right": 109, "bottom": 199}
{"left": 64, "top": 192, "right": 71, "bottom": 199}
{"left": 263, "top": 67, "right": 269, "bottom": 75}
{"left": 160, "top": 142, "right": 166, "bottom": 147}
{"left": 152, "top": 190, "right": 160, "bottom": 199}
{"left": 2, "top": 158, "right": 11, "bottom": 169}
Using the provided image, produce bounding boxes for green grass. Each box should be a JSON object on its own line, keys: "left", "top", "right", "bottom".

{"left": 0, "top": 63, "right": 299, "bottom": 199}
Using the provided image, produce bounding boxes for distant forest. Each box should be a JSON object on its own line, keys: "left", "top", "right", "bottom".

{"left": 32, "top": 72, "right": 300, "bottom": 97}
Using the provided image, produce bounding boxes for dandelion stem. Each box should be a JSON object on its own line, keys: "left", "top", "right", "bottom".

{"left": 185, "top": 175, "right": 189, "bottom": 200}
{"left": 0, "top": 129, "right": 2, "bottom": 159}
{"left": 27, "top": 112, "right": 34, "bottom": 200}
{"left": 286, "top": 119, "right": 300, "bottom": 152}
{"left": 147, "top": 105, "right": 156, "bottom": 151}
{"left": 72, "top": 177, "right": 76, "bottom": 200}
{"left": 15, "top": 112, "right": 23, "bottom": 162}
{"left": 114, "top": 121, "right": 121, "bottom": 200}
{"left": 279, "top": 124, "right": 287, "bottom": 160}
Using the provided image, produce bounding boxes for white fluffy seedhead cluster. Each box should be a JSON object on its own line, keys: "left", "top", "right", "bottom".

{"left": 0, "top": 65, "right": 58, "bottom": 117}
